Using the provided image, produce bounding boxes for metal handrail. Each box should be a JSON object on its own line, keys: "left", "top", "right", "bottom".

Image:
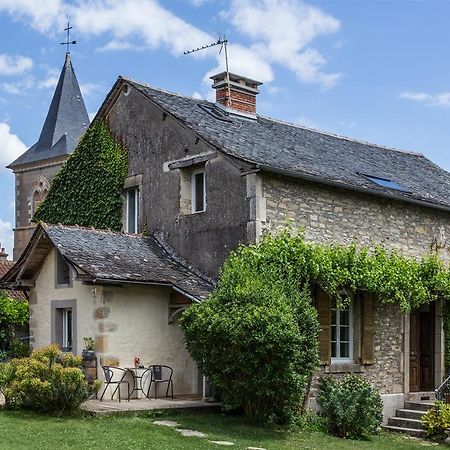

{"left": 436, "top": 373, "right": 450, "bottom": 401}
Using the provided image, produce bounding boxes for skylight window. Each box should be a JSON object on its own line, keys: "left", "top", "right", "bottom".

{"left": 362, "top": 174, "right": 408, "bottom": 192}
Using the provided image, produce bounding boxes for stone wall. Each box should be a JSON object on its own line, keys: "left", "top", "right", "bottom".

{"left": 263, "top": 173, "right": 450, "bottom": 395}
{"left": 263, "top": 174, "right": 450, "bottom": 264}
{"left": 13, "top": 158, "right": 66, "bottom": 260}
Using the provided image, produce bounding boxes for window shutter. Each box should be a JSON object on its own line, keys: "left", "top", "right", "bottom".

{"left": 361, "top": 293, "right": 375, "bottom": 364}
{"left": 317, "top": 289, "right": 331, "bottom": 365}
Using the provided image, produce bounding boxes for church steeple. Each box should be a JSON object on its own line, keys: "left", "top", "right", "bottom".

{"left": 8, "top": 53, "right": 89, "bottom": 168}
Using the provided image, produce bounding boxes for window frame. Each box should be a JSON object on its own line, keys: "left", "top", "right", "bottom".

{"left": 55, "top": 250, "right": 72, "bottom": 289}
{"left": 191, "top": 168, "right": 206, "bottom": 214}
{"left": 51, "top": 299, "right": 77, "bottom": 354}
{"left": 125, "top": 187, "right": 139, "bottom": 233}
{"left": 331, "top": 300, "right": 354, "bottom": 363}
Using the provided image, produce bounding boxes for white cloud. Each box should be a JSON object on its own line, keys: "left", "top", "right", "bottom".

{"left": 0, "top": 0, "right": 63, "bottom": 32}
{"left": 96, "top": 40, "right": 144, "bottom": 53}
{"left": 0, "top": 219, "right": 13, "bottom": 260}
{"left": 80, "top": 83, "right": 101, "bottom": 97}
{"left": 0, "top": 122, "right": 27, "bottom": 170}
{"left": 0, "top": 54, "right": 33, "bottom": 76}
{"left": 225, "top": 0, "right": 341, "bottom": 88}
{"left": 400, "top": 91, "right": 450, "bottom": 108}
{"left": 0, "top": 0, "right": 341, "bottom": 90}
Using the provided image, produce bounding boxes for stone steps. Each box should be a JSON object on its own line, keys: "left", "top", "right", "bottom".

{"left": 382, "top": 425, "right": 425, "bottom": 438}
{"left": 383, "top": 400, "right": 434, "bottom": 438}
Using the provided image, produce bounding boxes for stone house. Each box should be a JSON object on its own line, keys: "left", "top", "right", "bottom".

{"left": 3, "top": 68, "right": 450, "bottom": 417}
{"left": 94, "top": 72, "right": 450, "bottom": 417}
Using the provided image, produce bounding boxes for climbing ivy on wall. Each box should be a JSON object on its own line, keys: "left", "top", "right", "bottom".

{"left": 212, "top": 229, "right": 450, "bottom": 371}
{"left": 33, "top": 122, "right": 128, "bottom": 230}
{"left": 216, "top": 228, "right": 450, "bottom": 311}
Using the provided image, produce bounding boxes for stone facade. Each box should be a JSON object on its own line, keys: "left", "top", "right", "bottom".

{"left": 12, "top": 158, "right": 67, "bottom": 260}
{"left": 262, "top": 173, "right": 447, "bottom": 401}
{"left": 106, "top": 87, "right": 249, "bottom": 278}
{"left": 263, "top": 174, "right": 450, "bottom": 264}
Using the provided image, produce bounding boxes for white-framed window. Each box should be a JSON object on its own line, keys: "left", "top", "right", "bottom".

{"left": 191, "top": 169, "right": 206, "bottom": 213}
{"left": 331, "top": 299, "right": 353, "bottom": 361}
{"left": 126, "top": 187, "right": 139, "bottom": 233}
{"left": 61, "top": 308, "right": 73, "bottom": 351}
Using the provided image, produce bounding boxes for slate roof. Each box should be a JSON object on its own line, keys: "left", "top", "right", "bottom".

{"left": 1, "top": 224, "right": 213, "bottom": 301}
{"left": 125, "top": 78, "right": 450, "bottom": 212}
{"left": 8, "top": 54, "right": 89, "bottom": 169}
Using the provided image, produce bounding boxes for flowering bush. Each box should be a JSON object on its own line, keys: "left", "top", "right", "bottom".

{"left": 0, "top": 344, "right": 95, "bottom": 413}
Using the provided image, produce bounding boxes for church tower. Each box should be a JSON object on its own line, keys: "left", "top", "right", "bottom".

{"left": 8, "top": 53, "right": 89, "bottom": 260}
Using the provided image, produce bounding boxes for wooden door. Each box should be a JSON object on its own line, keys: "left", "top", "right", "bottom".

{"left": 410, "top": 311, "right": 420, "bottom": 392}
{"left": 410, "top": 304, "right": 435, "bottom": 392}
{"left": 419, "top": 304, "right": 434, "bottom": 391}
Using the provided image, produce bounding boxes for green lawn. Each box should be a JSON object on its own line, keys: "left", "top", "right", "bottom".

{"left": 0, "top": 410, "right": 439, "bottom": 449}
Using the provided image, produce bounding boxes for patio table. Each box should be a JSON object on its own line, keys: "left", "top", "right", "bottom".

{"left": 125, "top": 367, "right": 151, "bottom": 400}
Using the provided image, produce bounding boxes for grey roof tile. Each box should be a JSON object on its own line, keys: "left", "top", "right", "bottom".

{"left": 44, "top": 225, "right": 213, "bottom": 300}
{"left": 128, "top": 79, "right": 450, "bottom": 211}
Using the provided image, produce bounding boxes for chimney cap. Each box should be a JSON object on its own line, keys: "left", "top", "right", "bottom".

{"left": 210, "top": 72, "right": 263, "bottom": 87}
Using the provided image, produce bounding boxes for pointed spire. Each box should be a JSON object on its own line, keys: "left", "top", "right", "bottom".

{"left": 8, "top": 53, "right": 90, "bottom": 168}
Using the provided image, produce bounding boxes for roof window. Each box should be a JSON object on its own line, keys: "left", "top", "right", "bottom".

{"left": 361, "top": 174, "right": 408, "bottom": 192}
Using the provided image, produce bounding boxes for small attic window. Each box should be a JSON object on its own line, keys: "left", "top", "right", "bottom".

{"left": 198, "top": 104, "right": 232, "bottom": 122}
{"left": 362, "top": 174, "right": 408, "bottom": 192}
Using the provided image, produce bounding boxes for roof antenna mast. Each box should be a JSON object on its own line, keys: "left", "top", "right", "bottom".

{"left": 184, "top": 36, "right": 232, "bottom": 108}
{"left": 61, "top": 21, "right": 77, "bottom": 54}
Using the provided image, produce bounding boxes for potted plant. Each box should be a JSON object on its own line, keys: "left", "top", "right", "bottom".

{"left": 82, "top": 337, "right": 95, "bottom": 357}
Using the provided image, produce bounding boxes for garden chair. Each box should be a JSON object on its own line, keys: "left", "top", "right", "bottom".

{"left": 146, "top": 365, "right": 174, "bottom": 399}
{"left": 99, "top": 366, "right": 130, "bottom": 403}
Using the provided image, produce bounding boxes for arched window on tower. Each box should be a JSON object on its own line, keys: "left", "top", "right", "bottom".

{"left": 31, "top": 176, "right": 50, "bottom": 219}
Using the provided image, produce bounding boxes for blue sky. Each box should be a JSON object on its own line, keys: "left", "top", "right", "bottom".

{"left": 1, "top": 0, "right": 450, "bottom": 257}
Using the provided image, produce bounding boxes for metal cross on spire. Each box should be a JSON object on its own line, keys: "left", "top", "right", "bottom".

{"left": 61, "top": 22, "right": 76, "bottom": 54}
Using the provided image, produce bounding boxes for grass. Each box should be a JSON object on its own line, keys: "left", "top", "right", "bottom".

{"left": 0, "top": 409, "right": 440, "bottom": 449}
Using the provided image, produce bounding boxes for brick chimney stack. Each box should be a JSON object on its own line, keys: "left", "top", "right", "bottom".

{"left": 0, "top": 246, "right": 8, "bottom": 262}
{"left": 210, "top": 72, "right": 262, "bottom": 116}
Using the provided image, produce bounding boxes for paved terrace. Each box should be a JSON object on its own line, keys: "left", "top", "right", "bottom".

{"left": 82, "top": 395, "right": 221, "bottom": 415}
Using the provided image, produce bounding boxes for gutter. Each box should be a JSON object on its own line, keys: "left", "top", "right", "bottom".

{"left": 85, "top": 277, "right": 203, "bottom": 303}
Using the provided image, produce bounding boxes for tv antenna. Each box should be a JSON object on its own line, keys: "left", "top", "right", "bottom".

{"left": 184, "top": 36, "right": 232, "bottom": 108}
{"left": 61, "top": 22, "right": 77, "bottom": 54}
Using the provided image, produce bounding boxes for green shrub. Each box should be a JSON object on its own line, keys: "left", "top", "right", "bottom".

{"left": 421, "top": 401, "right": 450, "bottom": 441}
{"left": 0, "top": 292, "right": 29, "bottom": 358}
{"left": 181, "top": 232, "right": 319, "bottom": 424}
{"left": 317, "top": 374, "right": 383, "bottom": 439}
{"left": 0, "top": 344, "right": 91, "bottom": 413}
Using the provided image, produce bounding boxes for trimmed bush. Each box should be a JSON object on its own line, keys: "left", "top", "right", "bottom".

{"left": 181, "top": 232, "right": 319, "bottom": 424}
{"left": 421, "top": 401, "right": 450, "bottom": 441}
{"left": 0, "top": 345, "right": 91, "bottom": 413}
{"left": 317, "top": 374, "right": 383, "bottom": 439}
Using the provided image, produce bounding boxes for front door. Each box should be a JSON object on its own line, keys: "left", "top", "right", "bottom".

{"left": 410, "top": 303, "right": 435, "bottom": 392}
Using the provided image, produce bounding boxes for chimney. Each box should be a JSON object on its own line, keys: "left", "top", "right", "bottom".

{"left": 0, "top": 246, "right": 8, "bottom": 262}
{"left": 210, "top": 72, "right": 262, "bottom": 117}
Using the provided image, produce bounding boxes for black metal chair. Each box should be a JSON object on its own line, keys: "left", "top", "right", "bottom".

{"left": 99, "top": 366, "right": 130, "bottom": 403}
{"left": 146, "top": 365, "right": 174, "bottom": 399}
